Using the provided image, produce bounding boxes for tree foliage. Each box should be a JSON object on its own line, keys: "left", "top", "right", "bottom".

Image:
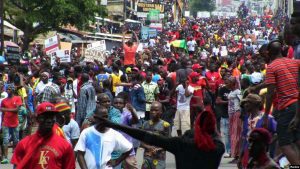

{"left": 189, "top": 0, "right": 215, "bottom": 16}
{"left": 4, "top": 0, "right": 106, "bottom": 50}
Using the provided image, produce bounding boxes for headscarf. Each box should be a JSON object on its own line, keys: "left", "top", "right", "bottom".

{"left": 194, "top": 110, "right": 217, "bottom": 152}
{"left": 42, "top": 72, "right": 50, "bottom": 79}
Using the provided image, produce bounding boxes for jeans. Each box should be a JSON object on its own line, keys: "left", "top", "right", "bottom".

{"left": 2, "top": 126, "right": 19, "bottom": 147}
{"left": 221, "top": 117, "right": 231, "bottom": 154}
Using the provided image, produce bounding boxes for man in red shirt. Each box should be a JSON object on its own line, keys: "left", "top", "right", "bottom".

{"left": 0, "top": 84, "right": 22, "bottom": 164}
{"left": 122, "top": 30, "right": 139, "bottom": 66}
{"left": 11, "top": 102, "right": 75, "bottom": 169}
{"left": 205, "top": 63, "right": 221, "bottom": 111}
{"left": 264, "top": 40, "right": 300, "bottom": 165}
{"left": 189, "top": 72, "right": 207, "bottom": 128}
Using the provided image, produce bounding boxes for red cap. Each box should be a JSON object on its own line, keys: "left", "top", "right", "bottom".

{"left": 36, "top": 102, "right": 58, "bottom": 115}
{"left": 189, "top": 72, "right": 200, "bottom": 79}
{"left": 192, "top": 64, "right": 203, "bottom": 70}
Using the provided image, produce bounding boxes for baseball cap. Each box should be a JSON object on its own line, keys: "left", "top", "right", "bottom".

{"left": 55, "top": 102, "right": 71, "bottom": 113}
{"left": 36, "top": 102, "right": 58, "bottom": 115}
{"left": 125, "top": 67, "right": 132, "bottom": 73}
{"left": 189, "top": 72, "right": 200, "bottom": 79}
{"left": 192, "top": 64, "right": 203, "bottom": 70}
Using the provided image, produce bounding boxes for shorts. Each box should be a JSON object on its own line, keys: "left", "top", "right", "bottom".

{"left": 2, "top": 126, "right": 19, "bottom": 146}
{"left": 275, "top": 102, "right": 300, "bottom": 146}
{"left": 174, "top": 109, "right": 191, "bottom": 133}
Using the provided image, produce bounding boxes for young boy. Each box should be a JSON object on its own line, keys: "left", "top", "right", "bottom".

{"left": 141, "top": 101, "right": 171, "bottom": 169}
{"left": 75, "top": 105, "right": 133, "bottom": 169}
{"left": 113, "top": 95, "right": 139, "bottom": 168}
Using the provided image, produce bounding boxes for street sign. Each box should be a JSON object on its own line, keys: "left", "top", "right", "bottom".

{"left": 6, "top": 45, "right": 20, "bottom": 65}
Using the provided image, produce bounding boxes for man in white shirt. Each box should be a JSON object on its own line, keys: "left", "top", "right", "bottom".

{"left": 35, "top": 72, "right": 52, "bottom": 103}
{"left": 187, "top": 38, "right": 197, "bottom": 56}
{"left": 174, "top": 80, "right": 194, "bottom": 136}
{"left": 75, "top": 105, "right": 133, "bottom": 169}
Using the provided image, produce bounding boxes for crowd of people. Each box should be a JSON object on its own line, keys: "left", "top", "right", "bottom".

{"left": 0, "top": 5, "right": 299, "bottom": 169}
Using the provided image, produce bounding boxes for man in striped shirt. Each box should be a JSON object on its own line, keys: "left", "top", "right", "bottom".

{"left": 264, "top": 40, "right": 300, "bottom": 165}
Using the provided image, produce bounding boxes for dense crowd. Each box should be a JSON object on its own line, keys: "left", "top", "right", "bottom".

{"left": 0, "top": 6, "right": 299, "bottom": 169}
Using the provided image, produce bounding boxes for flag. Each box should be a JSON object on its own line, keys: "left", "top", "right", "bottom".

{"left": 170, "top": 40, "right": 187, "bottom": 50}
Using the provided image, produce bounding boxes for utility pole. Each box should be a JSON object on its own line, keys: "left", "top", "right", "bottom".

{"left": 124, "top": 0, "right": 126, "bottom": 21}
{"left": 0, "top": 0, "right": 4, "bottom": 55}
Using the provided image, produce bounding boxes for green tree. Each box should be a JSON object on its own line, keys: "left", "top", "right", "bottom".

{"left": 189, "top": 0, "right": 215, "bottom": 17}
{"left": 4, "top": 0, "right": 106, "bottom": 50}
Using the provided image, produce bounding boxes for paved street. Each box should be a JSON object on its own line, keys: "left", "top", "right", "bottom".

{"left": 0, "top": 147, "right": 237, "bottom": 169}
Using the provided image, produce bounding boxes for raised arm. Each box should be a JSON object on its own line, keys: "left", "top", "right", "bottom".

{"left": 133, "top": 31, "right": 140, "bottom": 46}
{"left": 122, "top": 31, "right": 126, "bottom": 46}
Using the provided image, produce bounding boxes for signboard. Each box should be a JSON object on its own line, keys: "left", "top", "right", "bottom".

{"left": 87, "top": 41, "right": 106, "bottom": 50}
{"left": 148, "top": 29, "right": 157, "bottom": 38}
{"left": 184, "top": 11, "right": 190, "bottom": 17}
{"left": 147, "top": 10, "right": 160, "bottom": 22}
{"left": 50, "top": 49, "right": 71, "bottom": 65}
{"left": 49, "top": 42, "right": 72, "bottom": 65}
{"left": 141, "top": 27, "right": 149, "bottom": 40}
{"left": 137, "top": 3, "right": 164, "bottom": 13}
{"left": 149, "top": 23, "right": 162, "bottom": 31}
{"left": 44, "top": 35, "right": 59, "bottom": 55}
{"left": 6, "top": 45, "right": 20, "bottom": 64}
{"left": 84, "top": 40, "right": 106, "bottom": 63}
{"left": 197, "top": 11, "right": 211, "bottom": 18}
{"left": 137, "top": 12, "right": 164, "bottom": 19}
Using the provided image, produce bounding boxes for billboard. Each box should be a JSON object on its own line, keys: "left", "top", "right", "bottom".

{"left": 137, "top": 3, "right": 164, "bottom": 13}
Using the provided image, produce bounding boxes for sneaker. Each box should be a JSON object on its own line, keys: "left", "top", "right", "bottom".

{"left": 223, "top": 153, "right": 231, "bottom": 158}
{"left": 1, "top": 158, "right": 9, "bottom": 164}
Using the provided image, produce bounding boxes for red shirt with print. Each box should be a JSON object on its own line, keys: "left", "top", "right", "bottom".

{"left": 190, "top": 78, "right": 207, "bottom": 106}
{"left": 1, "top": 96, "right": 22, "bottom": 127}
{"left": 11, "top": 132, "right": 75, "bottom": 169}
{"left": 205, "top": 71, "right": 221, "bottom": 94}
{"left": 124, "top": 44, "right": 138, "bottom": 65}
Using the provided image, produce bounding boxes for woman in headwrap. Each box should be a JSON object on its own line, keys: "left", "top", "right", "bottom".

{"left": 98, "top": 110, "right": 225, "bottom": 169}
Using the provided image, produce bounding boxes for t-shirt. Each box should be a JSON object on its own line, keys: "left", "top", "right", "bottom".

{"left": 1, "top": 96, "right": 22, "bottom": 127}
{"left": 189, "top": 79, "right": 206, "bottom": 106}
{"left": 35, "top": 81, "right": 51, "bottom": 95}
{"left": 11, "top": 132, "right": 75, "bottom": 169}
{"left": 187, "top": 40, "right": 197, "bottom": 52}
{"left": 74, "top": 126, "right": 132, "bottom": 169}
{"left": 17, "top": 87, "right": 28, "bottom": 104}
{"left": 216, "top": 86, "right": 231, "bottom": 118}
{"left": 176, "top": 85, "right": 194, "bottom": 110}
{"left": 96, "top": 74, "right": 109, "bottom": 87}
{"left": 265, "top": 58, "right": 300, "bottom": 110}
{"left": 205, "top": 71, "right": 221, "bottom": 93}
{"left": 142, "top": 120, "right": 170, "bottom": 160}
{"left": 142, "top": 82, "right": 159, "bottom": 111}
{"left": 111, "top": 73, "right": 121, "bottom": 93}
{"left": 63, "top": 119, "right": 80, "bottom": 144}
{"left": 53, "top": 123, "right": 66, "bottom": 139}
{"left": 124, "top": 44, "right": 138, "bottom": 65}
